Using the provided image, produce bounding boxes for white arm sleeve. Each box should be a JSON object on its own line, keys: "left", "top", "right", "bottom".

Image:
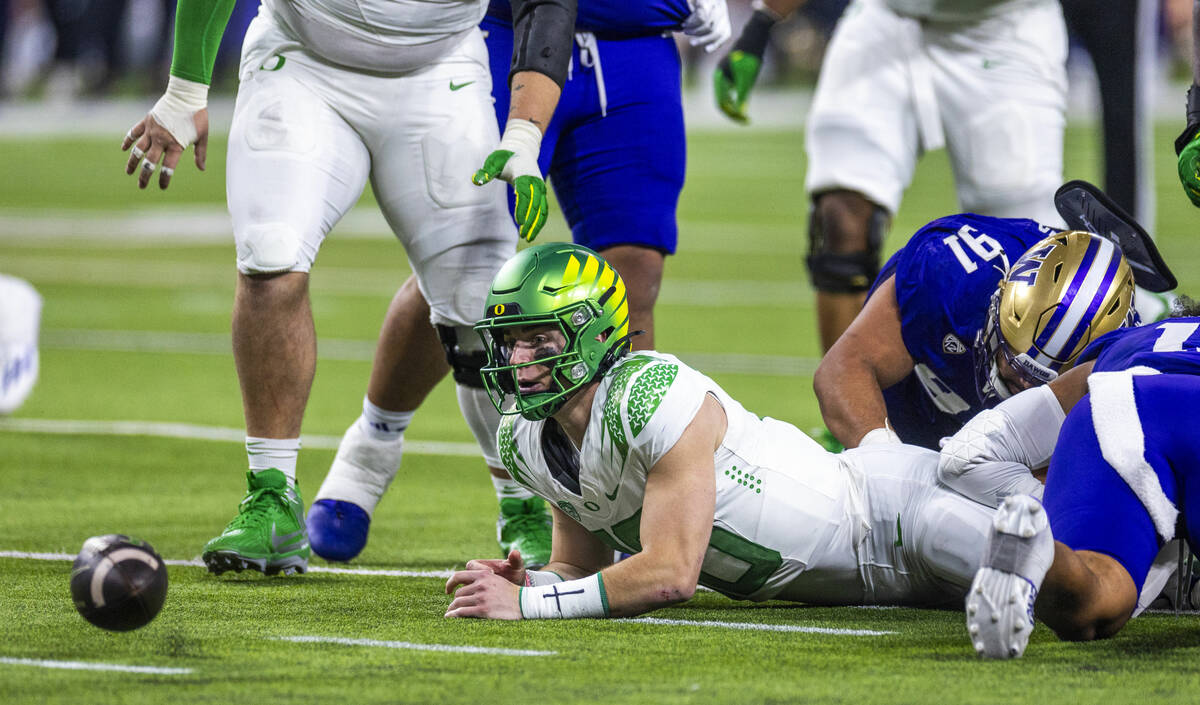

{"left": 937, "top": 385, "right": 1065, "bottom": 507}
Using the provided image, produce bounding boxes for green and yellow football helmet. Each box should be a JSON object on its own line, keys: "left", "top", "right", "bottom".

{"left": 976, "top": 230, "right": 1136, "bottom": 401}
{"left": 475, "top": 243, "right": 632, "bottom": 420}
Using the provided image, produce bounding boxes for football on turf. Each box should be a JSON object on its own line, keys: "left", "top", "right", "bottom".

{"left": 69, "top": 534, "right": 168, "bottom": 631}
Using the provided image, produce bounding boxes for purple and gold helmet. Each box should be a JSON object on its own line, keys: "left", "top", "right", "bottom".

{"left": 976, "top": 230, "right": 1137, "bottom": 402}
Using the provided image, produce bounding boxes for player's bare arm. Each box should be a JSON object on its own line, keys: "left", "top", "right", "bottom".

{"left": 472, "top": 0, "right": 576, "bottom": 241}
{"left": 445, "top": 394, "right": 725, "bottom": 619}
{"left": 122, "top": 0, "right": 230, "bottom": 190}
{"left": 814, "top": 275, "right": 913, "bottom": 447}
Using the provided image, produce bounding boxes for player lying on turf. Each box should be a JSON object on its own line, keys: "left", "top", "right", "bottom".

{"left": 443, "top": 242, "right": 1010, "bottom": 620}
{"left": 936, "top": 307, "right": 1200, "bottom": 658}
{"left": 814, "top": 215, "right": 1137, "bottom": 454}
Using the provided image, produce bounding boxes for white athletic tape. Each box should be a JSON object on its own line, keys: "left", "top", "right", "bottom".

{"left": 130, "top": 146, "right": 144, "bottom": 160}
{"left": 161, "top": 167, "right": 175, "bottom": 178}
{"left": 141, "top": 161, "right": 156, "bottom": 173}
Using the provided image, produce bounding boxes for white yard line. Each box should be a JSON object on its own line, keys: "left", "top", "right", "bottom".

{"left": 0, "top": 550, "right": 455, "bottom": 579}
{"left": 624, "top": 617, "right": 895, "bottom": 636}
{"left": 0, "top": 657, "right": 193, "bottom": 675}
{"left": 274, "top": 635, "right": 556, "bottom": 657}
{"left": 35, "top": 328, "right": 818, "bottom": 377}
{"left": 0, "top": 418, "right": 480, "bottom": 458}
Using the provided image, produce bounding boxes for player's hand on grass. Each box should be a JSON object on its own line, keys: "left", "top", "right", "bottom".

{"left": 444, "top": 569, "right": 522, "bottom": 619}
{"left": 462, "top": 549, "right": 527, "bottom": 585}
{"left": 123, "top": 76, "right": 210, "bottom": 190}
{"left": 472, "top": 118, "right": 548, "bottom": 242}
{"left": 1177, "top": 127, "right": 1200, "bottom": 208}
{"left": 683, "top": 0, "right": 732, "bottom": 53}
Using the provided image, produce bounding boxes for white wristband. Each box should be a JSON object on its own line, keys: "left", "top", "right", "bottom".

{"left": 519, "top": 573, "right": 609, "bottom": 619}
{"left": 524, "top": 570, "right": 565, "bottom": 587}
{"left": 860, "top": 421, "right": 901, "bottom": 446}
{"left": 149, "top": 75, "right": 208, "bottom": 148}
{"left": 496, "top": 118, "right": 543, "bottom": 182}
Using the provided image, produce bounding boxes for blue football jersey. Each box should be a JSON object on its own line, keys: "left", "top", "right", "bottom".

{"left": 487, "top": 0, "right": 690, "bottom": 35}
{"left": 870, "top": 214, "right": 1056, "bottom": 448}
{"left": 1077, "top": 317, "right": 1200, "bottom": 375}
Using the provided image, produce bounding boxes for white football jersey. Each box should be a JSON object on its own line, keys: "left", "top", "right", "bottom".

{"left": 498, "top": 352, "right": 871, "bottom": 603}
{"left": 885, "top": 0, "right": 1045, "bottom": 21}
{"left": 262, "top": 0, "right": 488, "bottom": 72}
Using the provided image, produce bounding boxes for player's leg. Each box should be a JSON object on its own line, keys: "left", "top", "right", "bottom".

{"left": 803, "top": 0, "right": 919, "bottom": 351}
{"left": 306, "top": 278, "right": 449, "bottom": 561}
{"left": 967, "top": 387, "right": 1165, "bottom": 658}
{"left": 204, "top": 30, "right": 371, "bottom": 575}
{"left": 547, "top": 34, "right": 683, "bottom": 351}
{"left": 929, "top": 1, "right": 1067, "bottom": 224}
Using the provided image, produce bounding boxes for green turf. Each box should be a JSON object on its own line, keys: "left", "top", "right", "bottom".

{"left": 2, "top": 123, "right": 1200, "bottom": 703}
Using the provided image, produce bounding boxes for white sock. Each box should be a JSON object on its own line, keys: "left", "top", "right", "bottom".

{"left": 356, "top": 396, "right": 414, "bottom": 442}
{"left": 493, "top": 475, "right": 534, "bottom": 501}
{"left": 246, "top": 437, "right": 301, "bottom": 484}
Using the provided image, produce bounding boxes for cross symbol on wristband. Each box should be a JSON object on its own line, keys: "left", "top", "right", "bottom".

{"left": 544, "top": 585, "right": 585, "bottom": 614}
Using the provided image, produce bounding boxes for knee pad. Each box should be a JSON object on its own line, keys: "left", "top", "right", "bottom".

{"left": 236, "top": 222, "right": 308, "bottom": 274}
{"left": 436, "top": 324, "right": 488, "bottom": 389}
{"left": 805, "top": 201, "right": 888, "bottom": 294}
{"left": 457, "top": 384, "right": 503, "bottom": 469}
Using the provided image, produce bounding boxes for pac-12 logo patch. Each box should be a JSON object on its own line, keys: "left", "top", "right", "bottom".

{"left": 942, "top": 334, "right": 967, "bottom": 355}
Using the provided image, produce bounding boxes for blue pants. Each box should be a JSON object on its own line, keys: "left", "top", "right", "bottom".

{"left": 1044, "top": 374, "right": 1200, "bottom": 595}
{"left": 483, "top": 17, "right": 685, "bottom": 254}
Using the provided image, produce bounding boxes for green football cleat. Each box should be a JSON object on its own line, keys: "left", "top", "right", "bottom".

{"left": 497, "top": 496, "right": 552, "bottom": 569}
{"left": 202, "top": 469, "right": 310, "bottom": 576}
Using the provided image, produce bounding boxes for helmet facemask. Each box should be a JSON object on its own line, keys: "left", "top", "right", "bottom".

{"left": 477, "top": 301, "right": 629, "bottom": 420}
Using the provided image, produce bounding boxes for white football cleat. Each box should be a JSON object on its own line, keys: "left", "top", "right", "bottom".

{"left": 966, "top": 494, "right": 1054, "bottom": 659}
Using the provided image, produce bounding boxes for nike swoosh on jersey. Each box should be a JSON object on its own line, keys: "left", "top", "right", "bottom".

{"left": 449, "top": 80, "right": 475, "bottom": 91}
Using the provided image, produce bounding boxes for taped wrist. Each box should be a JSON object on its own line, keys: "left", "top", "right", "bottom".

{"left": 510, "top": 0, "right": 576, "bottom": 89}
{"left": 150, "top": 76, "right": 208, "bottom": 147}
{"left": 524, "top": 570, "right": 565, "bottom": 587}
{"left": 169, "top": 0, "right": 238, "bottom": 85}
{"left": 1177, "top": 85, "right": 1200, "bottom": 155}
{"left": 519, "top": 573, "right": 609, "bottom": 618}
{"left": 859, "top": 423, "right": 901, "bottom": 446}
{"left": 497, "top": 119, "right": 544, "bottom": 181}
{"left": 731, "top": 8, "right": 777, "bottom": 60}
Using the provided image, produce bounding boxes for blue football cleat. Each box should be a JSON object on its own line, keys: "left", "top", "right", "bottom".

{"left": 307, "top": 499, "right": 371, "bottom": 562}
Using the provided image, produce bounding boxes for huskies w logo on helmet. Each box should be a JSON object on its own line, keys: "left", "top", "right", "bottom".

{"left": 475, "top": 243, "right": 633, "bottom": 420}
{"left": 976, "top": 230, "right": 1136, "bottom": 402}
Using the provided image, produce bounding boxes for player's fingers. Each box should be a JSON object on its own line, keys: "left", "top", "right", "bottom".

{"left": 195, "top": 134, "right": 208, "bottom": 171}
{"left": 464, "top": 558, "right": 503, "bottom": 573}
{"left": 138, "top": 144, "right": 165, "bottom": 189}
{"left": 445, "top": 569, "right": 489, "bottom": 593}
{"left": 159, "top": 146, "right": 183, "bottom": 190}
{"left": 122, "top": 119, "right": 147, "bottom": 151}
{"left": 506, "top": 549, "right": 523, "bottom": 568}
{"left": 126, "top": 136, "right": 152, "bottom": 175}
{"left": 521, "top": 196, "right": 548, "bottom": 242}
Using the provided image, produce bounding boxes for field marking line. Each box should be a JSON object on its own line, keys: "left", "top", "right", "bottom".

{"left": 274, "top": 635, "right": 556, "bottom": 657}
{"left": 624, "top": 617, "right": 895, "bottom": 636}
{"left": 0, "top": 550, "right": 455, "bottom": 579}
{"left": 33, "top": 327, "right": 820, "bottom": 377}
{"left": 0, "top": 657, "right": 193, "bottom": 675}
{"left": 0, "top": 417, "right": 481, "bottom": 458}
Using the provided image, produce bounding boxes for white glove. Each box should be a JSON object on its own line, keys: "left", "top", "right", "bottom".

{"left": 149, "top": 76, "right": 208, "bottom": 148}
{"left": 683, "top": 0, "right": 732, "bottom": 52}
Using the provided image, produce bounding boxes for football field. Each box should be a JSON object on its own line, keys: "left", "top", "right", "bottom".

{"left": 3, "top": 122, "right": 1200, "bottom": 703}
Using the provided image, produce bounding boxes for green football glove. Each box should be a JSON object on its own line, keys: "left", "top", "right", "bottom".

{"left": 473, "top": 119, "right": 549, "bottom": 242}
{"left": 1178, "top": 128, "right": 1200, "bottom": 208}
{"left": 714, "top": 51, "right": 762, "bottom": 124}
{"left": 713, "top": 7, "right": 777, "bottom": 125}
